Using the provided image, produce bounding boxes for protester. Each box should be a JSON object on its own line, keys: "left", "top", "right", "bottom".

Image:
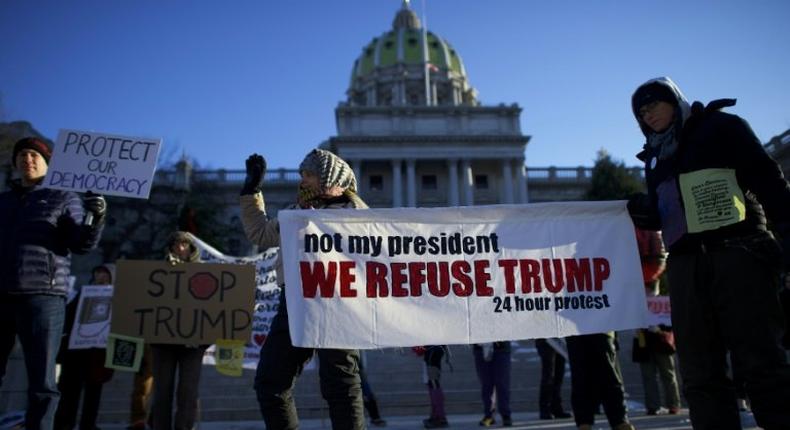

{"left": 631, "top": 228, "right": 680, "bottom": 416}
{"left": 566, "top": 333, "right": 634, "bottom": 430}
{"left": 150, "top": 231, "right": 209, "bottom": 430}
{"left": 0, "top": 137, "right": 106, "bottom": 429}
{"left": 54, "top": 265, "right": 115, "bottom": 430}
{"left": 240, "top": 149, "right": 367, "bottom": 429}
{"left": 411, "top": 345, "right": 450, "bottom": 429}
{"left": 472, "top": 342, "right": 512, "bottom": 427}
{"left": 359, "top": 356, "right": 387, "bottom": 427}
{"left": 535, "top": 338, "right": 572, "bottom": 420}
{"left": 628, "top": 76, "right": 790, "bottom": 429}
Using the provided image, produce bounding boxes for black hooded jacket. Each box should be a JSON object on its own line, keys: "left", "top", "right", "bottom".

{"left": 630, "top": 78, "right": 790, "bottom": 254}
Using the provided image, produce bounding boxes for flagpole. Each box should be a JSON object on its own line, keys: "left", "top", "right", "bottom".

{"left": 421, "top": 0, "right": 431, "bottom": 106}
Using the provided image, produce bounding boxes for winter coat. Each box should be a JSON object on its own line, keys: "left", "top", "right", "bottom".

{"left": 0, "top": 180, "right": 103, "bottom": 295}
{"left": 240, "top": 191, "right": 367, "bottom": 301}
{"left": 629, "top": 78, "right": 790, "bottom": 254}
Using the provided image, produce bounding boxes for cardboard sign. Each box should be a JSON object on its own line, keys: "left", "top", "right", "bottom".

{"left": 645, "top": 295, "right": 672, "bottom": 327}
{"left": 68, "top": 285, "right": 113, "bottom": 349}
{"left": 679, "top": 168, "right": 746, "bottom": 233}
{"left": 111, "top": 260, "right": 256, "bottom": 344}
{"left": 43, "top": 129, "right": 161, "bottom": 198}
{"left": 105, "top": 333, "right": 145, "bottom": 372}
{"left": 278, "top": 201, "right": 647, "bottom": 349}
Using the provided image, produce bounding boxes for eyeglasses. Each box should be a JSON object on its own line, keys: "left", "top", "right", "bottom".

{"left": 638, "top": 101, "right": 662, "bottom": 118}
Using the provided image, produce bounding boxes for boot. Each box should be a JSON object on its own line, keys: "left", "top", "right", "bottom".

{"left": 613, "top": 423, "right": 636, "bottom": 430}
{"left": 423, "top": 417, "right": 449, "bottom": 428}
{"left": 364, "top": 396, "right": 384, "bottom": 422}
{"left": 429, "top": 386, "right": 447, "bottom": 420}
{"left": 551, "top": 405, "right": 572, "bottom": 419}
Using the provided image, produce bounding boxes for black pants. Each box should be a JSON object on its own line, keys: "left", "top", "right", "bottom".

{"left": 668, "top": 236, "right": 790, "bottom": 430}
{"left": 536, "top": 339, "right": 567, "bottom": 415}
{"left": 254, "top": 310, "right": 364, "bottom": 430}
{"left": 54, "top": 350, "right": 106, "bottom": 430}
{"left": 566, "top": 333, "right": 628, "bottom": 428}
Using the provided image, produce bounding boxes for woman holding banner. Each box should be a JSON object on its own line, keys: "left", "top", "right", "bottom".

{"left": 150, "top": 231, "right": 209, "bottom": 430}
{"left": 240, "top": 149, "right": 367, "bottom": 430}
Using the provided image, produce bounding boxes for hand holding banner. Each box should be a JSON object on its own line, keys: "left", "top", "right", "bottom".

{"left": 43, "top": 129, "right": 162, "bottom": 199}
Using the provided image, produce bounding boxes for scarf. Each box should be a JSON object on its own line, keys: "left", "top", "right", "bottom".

{"left": 648, "top": 124, "right": 679, "bottom": 160}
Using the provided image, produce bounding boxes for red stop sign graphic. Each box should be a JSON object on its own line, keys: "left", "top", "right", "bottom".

{"left": 189, "top": 272, "right": 219, "bottom": 300}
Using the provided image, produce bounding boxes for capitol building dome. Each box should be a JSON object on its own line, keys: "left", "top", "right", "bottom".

{"left": 347, "top": 0, "right": 478, "bottom": 107}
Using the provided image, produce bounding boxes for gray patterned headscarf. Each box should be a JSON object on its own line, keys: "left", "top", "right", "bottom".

{"left": 299, "top": 149, "right": 358, "bottom": 194}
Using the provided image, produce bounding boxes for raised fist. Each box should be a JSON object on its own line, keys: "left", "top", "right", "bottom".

{"left": 241, "top": 153, "right": 267, "bottom": 195}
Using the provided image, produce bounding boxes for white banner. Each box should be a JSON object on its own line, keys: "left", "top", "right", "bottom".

{"left": 190, "top": 236, "right": 281, "bottom": 370}
{"left": 645, "top": 296, "right": 672, "bottom": 327}
{"left": 44, "top": 129, "right": 161, "bottom": 198}
{"left": 279, "top": 201, "right": 647, "bottom": 349}
{"left": 69, "top": 285, "right": 113, "bottom": 349}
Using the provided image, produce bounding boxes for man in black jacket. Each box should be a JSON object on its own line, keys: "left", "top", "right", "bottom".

{"left": 628, "top": 77, "right": 790, "bottom": 430}
{"left": 0, "top": 137, "right": 106, "bottom": 430}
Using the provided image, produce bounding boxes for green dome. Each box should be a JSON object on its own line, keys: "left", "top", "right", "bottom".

{"left": 346, "top": 1, "right": 477, "bottom": 107}
{"left": 352, "top": 29, "right": 467, "bottom": 80}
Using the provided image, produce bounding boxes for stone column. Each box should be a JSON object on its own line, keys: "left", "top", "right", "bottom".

{"left": 517, "top": 157, "right": 528, "bottom": 203}
{"left": 406, "top": 159, "right": 417, "bottom": 207}
{"left": 392, "top": 159, "right": 403, "bottom": 207}
{"left": 447, "top": 158, "right": 459, "bottom": 206}
{"left": 352, "top": 160, "right": 362, "bottom": 187}
{"left": 462, "top": 159, "right": 474, "bottom": 206}
{"left": 502, "top": 159, "right": 514, "bottom": 204}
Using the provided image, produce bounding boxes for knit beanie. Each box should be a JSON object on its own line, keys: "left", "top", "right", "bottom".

{"left": 632, "top": 82, "right": 678, "bottom": 115}
{"left": 298, "top": 149, "right": 358, "bottom": 194}
{"left": 12, "top": 137, "right": 53, "bottom": 166}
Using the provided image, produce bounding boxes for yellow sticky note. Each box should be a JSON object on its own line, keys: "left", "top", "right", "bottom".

{"left": 679, "top": 168, "right": 746, "bottom": 233}
{"left": 105, "top": 333, "right": 145, "bottom": 372}
{"left": 215, "top": 339, "right": 245, "bottom": 377}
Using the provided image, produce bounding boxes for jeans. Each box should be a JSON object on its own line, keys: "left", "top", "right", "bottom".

{"left": 254, "top": 311, "right": 364, "bottom": 430}
{"left": 0, "top": 294, "right": 66, "bottom": 430}
{"left": 668, "top": 237, "right": 790, "bottom": 430}
{"left": 473, "top": 347, "right": 511, "bottom": 418}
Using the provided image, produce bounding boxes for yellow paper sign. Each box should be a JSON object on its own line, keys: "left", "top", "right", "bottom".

{"left": 104, "top": 333, "right": 145, "bottom": 372}
{"left": 679, "top": 168, "right": 746, "bottom": 233}
{"left": 214, "top": 339, "right": 245, "bottom": 377}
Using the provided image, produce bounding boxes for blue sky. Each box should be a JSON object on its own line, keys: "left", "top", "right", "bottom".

{"left": 2, "top": 0, "right": 789, "bottom": 170}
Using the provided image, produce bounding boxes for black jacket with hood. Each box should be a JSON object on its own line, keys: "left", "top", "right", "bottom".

{"left": 629, "top": 77, "right": 790, "bottom": 255}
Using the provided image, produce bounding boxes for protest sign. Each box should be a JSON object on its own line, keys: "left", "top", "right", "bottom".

{"left": 278, "top": 201, "right": 647, "bottom": 349}
{"left": 43, "top": 129, "right": 161, "bottom": 198}
{"left": 105, "top": 333, "right": 145, "bottom": 372}
{"left": 187, "top": 237, "right": 282, "bottom": 370}
{"left": 111, "top": 260, "right": 256, "bottom": 344}
{"left": 69, "top": 285, "right": 113, "bottom": 349}
{"left": 645, "top": 296, "right": 672, "bottom": 327}
{"left": 679, "top": 168, "right": 746, "bottom": 233}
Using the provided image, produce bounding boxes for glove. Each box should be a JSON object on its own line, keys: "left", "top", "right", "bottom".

{"left": 627, "top": 193, "right": 659, "bottom": 229}
{"left": 83, "top": 191, "right": 106, "bottom": 225}
{"left": 241, "top": 153, "right": 267, "bottom": 195}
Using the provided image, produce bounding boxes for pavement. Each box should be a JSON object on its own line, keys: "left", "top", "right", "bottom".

{"left": 89, "top": 409, "right": 761, "bottom": 430}
{"left": 0, "top": 408, "right": 763, "bottom": 429}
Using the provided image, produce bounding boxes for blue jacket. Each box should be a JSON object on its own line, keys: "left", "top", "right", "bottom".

{"left": 0, "top": 180, "right": 104, "bottom": 296}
